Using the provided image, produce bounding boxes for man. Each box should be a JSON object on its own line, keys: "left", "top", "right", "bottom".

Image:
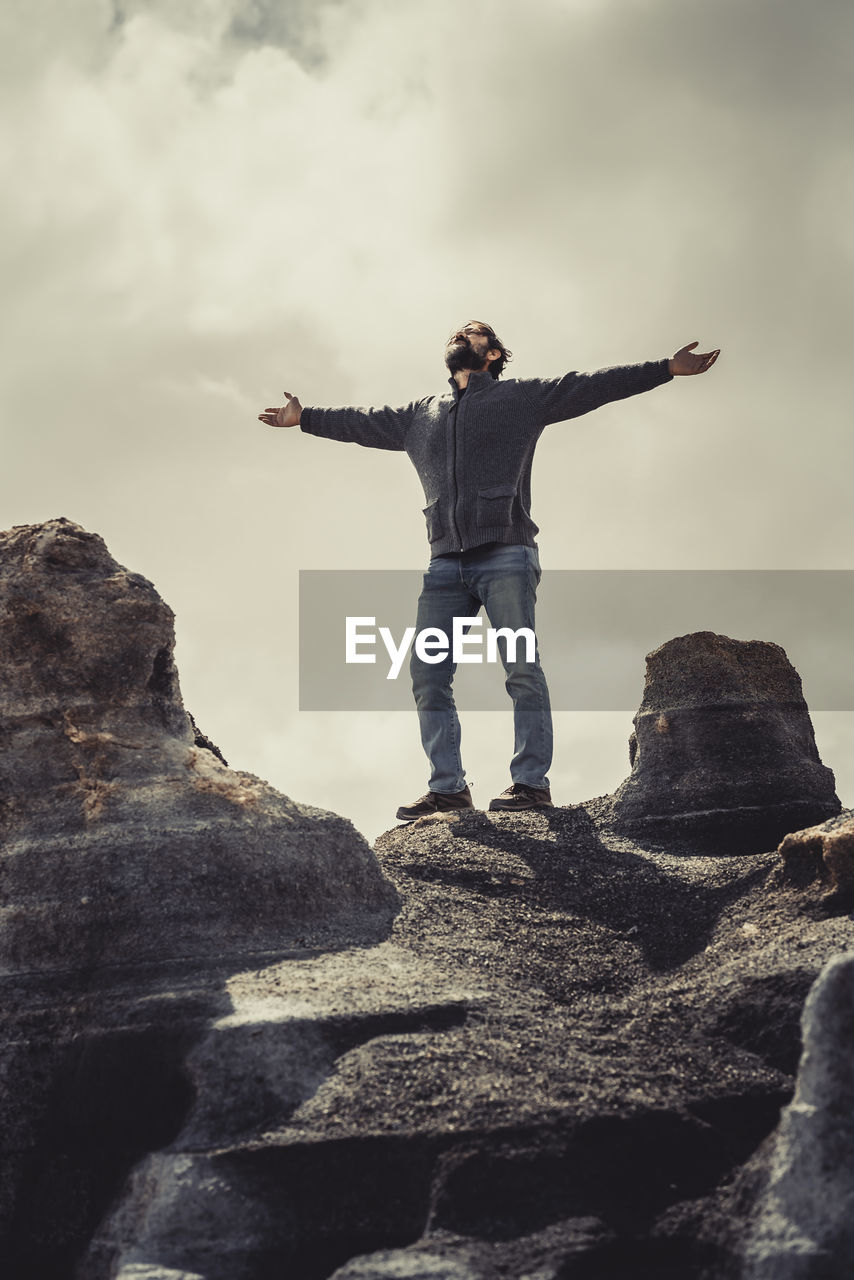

{"left": 259, "top": 324, "right": 719, "bottom": 819}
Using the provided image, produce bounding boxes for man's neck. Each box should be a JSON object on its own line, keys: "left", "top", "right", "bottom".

{"left": 453, "top": 365, "right": 488, "bottom": 391}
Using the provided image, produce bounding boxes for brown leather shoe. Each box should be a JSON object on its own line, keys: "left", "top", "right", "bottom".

{"left": 396, "top": 786, "right": 474, "bottom": 821}
{"left": 488, "top": 783, "right": 553, "bottom": 811}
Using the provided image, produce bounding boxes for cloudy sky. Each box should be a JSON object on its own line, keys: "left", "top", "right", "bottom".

{"left": 2, "top": 0, "right": 852, "bottom": 841}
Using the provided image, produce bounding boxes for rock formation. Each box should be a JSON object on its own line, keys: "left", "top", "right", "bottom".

{"left": 776, "top": 809, "right": 854, "bottom": 907}
{"left": 1, "top": 522, "right": 851, "bottom": 1280}
{"left": 82, "top": 809, "right": 854, "bottom": 1280}
{"left": 609, "top": 632, "right": 840, "bottom": 852}
{"left": 0, "top": 519, "right": 398, "bottom": 1276}
{"left": 0, "top": 518, "right": 397, "bottom": 970}
{"left": 742, "top": 952, "right": 854, "bottom": 1278}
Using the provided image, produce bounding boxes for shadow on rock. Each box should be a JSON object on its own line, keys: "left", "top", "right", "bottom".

{"left": 400, "top": 806, "right": 774, "bottom": 972}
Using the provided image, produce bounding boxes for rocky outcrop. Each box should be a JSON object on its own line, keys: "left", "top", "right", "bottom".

{"left": 608, "top": 632, "right": 840, "bottom": 852}
{"left": 776, "top": 809, "right": 854, "bottom": 907}
{"left": 0, "top": 518, "right": 397, "bottom": 971}
{"left": 742, "top": 953, "right": 854, "bottom": 1278}
{"left": 77, "top": 805, "right": 854, "bottom": 1279}
{"left": 0, "top": 519, "right": 398, "bottom": 1277}
{"left": 2, "top": 523, "right": 851, "bottom": 1279}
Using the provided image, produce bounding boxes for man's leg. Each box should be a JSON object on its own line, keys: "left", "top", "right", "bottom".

{"left": 463, "top": 544, "right": 553, "bottom": 794}
{"left": 409, "top": 553, "right": 482, "bottom": 795}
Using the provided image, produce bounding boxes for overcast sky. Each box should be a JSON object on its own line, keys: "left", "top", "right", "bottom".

{"left": 2, "top": 0, "right": 852, "bottom": 841}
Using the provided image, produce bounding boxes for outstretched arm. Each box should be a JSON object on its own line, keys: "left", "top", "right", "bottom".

{"left": 668, "top": 341, "right": 720, "bottom": 376}
{"left": 525, "top": 339, "right": 720, "bottom": 426}
{"left": 524, "top": 358, "right": 673, "bottom": 426}
{"left": 259, "top": 389, "right": 414, "bottom": 451}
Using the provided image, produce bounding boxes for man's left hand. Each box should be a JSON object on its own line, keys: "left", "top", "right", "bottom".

{"left": 669, "top": 341, "right": 720, "bottom": 376}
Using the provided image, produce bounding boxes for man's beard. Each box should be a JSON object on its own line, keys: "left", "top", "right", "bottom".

{"left": 444, "top": 339, "right": 486, "bottom": 375}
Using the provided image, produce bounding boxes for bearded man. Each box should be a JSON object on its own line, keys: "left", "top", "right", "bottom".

{"left": 259, "top": 323, "right": 719, "bottom": 819}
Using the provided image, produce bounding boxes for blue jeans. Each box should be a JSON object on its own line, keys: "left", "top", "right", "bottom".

{"left": 409, "top": 542, "right": 553, "bottom": 794}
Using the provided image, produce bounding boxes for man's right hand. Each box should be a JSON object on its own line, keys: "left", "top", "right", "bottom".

{"left": 258, "top": 391, "right": 302, "bottom": 428}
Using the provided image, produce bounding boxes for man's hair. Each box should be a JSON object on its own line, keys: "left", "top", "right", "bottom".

{"left": 471, "top": 321, "right": 513, "bottom": 379}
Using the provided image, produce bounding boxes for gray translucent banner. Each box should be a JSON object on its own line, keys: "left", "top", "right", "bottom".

{"left": 299, "top": 570, "right": 854, "bottom": 711}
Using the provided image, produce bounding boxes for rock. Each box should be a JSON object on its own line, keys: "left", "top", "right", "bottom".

{"left": 325, "top": 1218, "right": 610, "bottom": 1278}
{"left": 0, "top": 518, "right": 398, "bottom": 1277}
{"left": 3, "top": 530, "right": 852, "bottom": 1278}
{"left": 187, "top": 712, "right": 227, "bottom": 766}
{"left": 608, "top": 631, "right": 840, "bottom": 852}
{"left": 115, "top": 1269, "right": 205, "bottom": 1280}
{"left": 742, "top": 954, "right": 854, "bottom": 1278}
{"left": 0, "top": 518, "right": 398, "bottom": 972}
{"left": 776, "top": 809, "right": 854, "bottom": 906}
{"left": 80, "top": 808, "right": 854, "bottom": 1279}
{"left": 330, "top": 1249, "right": 481, "bottom": 1279}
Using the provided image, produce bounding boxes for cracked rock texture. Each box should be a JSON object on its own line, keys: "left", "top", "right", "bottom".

{"left": 84, "top": 807, "right": 854, "bottom": 1280}
{"left": 609, "top": 632, "right": 840, "bottom": 852}
{"left": 742, "top": 953, "right": 854, "bottom": 1279}
{"left": 0, "top": 519, "right": 398, "bottom": 1276}
{"left": 0, "top": 519, "right": 397, "bottom": 973}
{"left": 776, "top": 811, "right": 854, "bottom": 907}
{"left": 2, "top": 521, "right": 853, "bottom": 1280}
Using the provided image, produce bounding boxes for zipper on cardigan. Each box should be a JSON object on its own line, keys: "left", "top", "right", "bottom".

{"left": 449, "top": 393, "right": 463, "bottom": 550}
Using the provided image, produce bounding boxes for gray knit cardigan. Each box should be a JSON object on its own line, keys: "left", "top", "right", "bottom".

{"left": 300, "top": 359, "right": 673, "bottom": 556}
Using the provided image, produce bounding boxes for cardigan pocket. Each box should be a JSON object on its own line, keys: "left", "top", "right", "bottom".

{"left": 476, "top": 484, "right": 516, "bottom": 526}
{"left": 422, "top": 497, "right": 445, "bottom": 543}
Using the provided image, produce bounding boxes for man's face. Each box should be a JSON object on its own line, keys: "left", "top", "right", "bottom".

{"left": 444, "top": 322, "right": 500, "bottom": 375}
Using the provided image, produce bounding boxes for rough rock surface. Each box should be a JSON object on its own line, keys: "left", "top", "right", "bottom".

{"left": 0, "top": 519, "right": 397, "bottom": 971}
{"left": 776, "top": 810, "right": 854, "bottom": 907}
{"left": 608, "top": 632, "right": 840, "bottom": 852}
{"left": 742, "top": 953, "right": 854, "bottom": 1278}
{"left": 0, "top": 519, "right": 398, "bottom": 1276}
{"left": 79, "top": 803, "right": 854, "bottom": 1280}
{"left": 3, "top": 523, "right": 853, "bottom": 1280}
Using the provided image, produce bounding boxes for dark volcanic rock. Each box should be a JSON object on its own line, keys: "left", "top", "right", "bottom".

{"left": 82, "top": 808, "right": 853, "bottom": 1279}
{"left": 3, "top": 532, "right": 851, "bottom": 1280}
{"left": 776, "top": 809, "right": 854, "bottom": 908}
{"left": 742, "top": 954, "right": 854, "bottom": 1278}
{"left": 0, "top": 518, "right": 398, "bottom": 1278}
{"left": 609, "top": 632, "right": 840, "bottom": 852}
{"left": 0, "top": 518, "right": 397, "bottom": 971}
